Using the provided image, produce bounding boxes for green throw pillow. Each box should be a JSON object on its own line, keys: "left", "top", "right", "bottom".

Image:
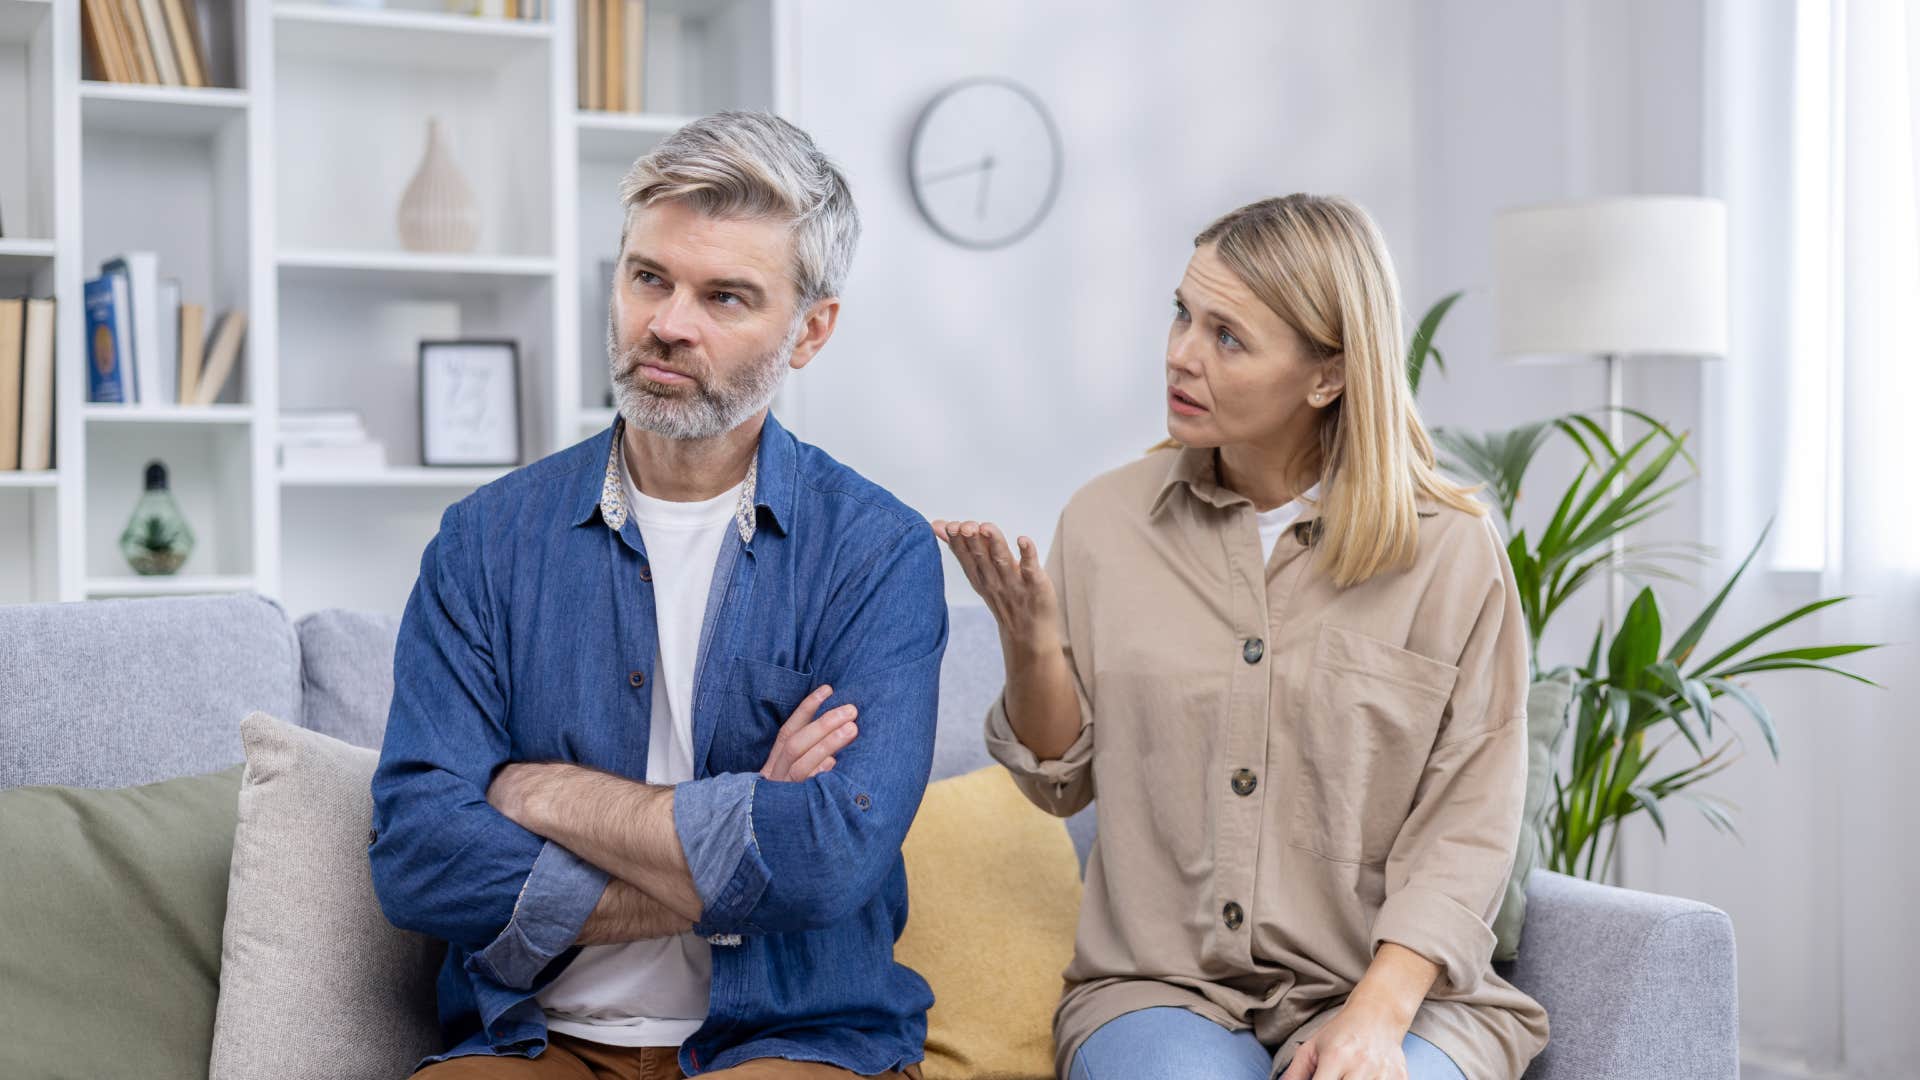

{"left": 1491, "top": 670, "right": 1575, "bottom": 961}
{"left": 0, "top": 765, "right": 244, "bottom": 1080}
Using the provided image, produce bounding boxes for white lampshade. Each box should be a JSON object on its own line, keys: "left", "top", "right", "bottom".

{"left": 1492, "top": 196, "right": 1729, "bottom": 360}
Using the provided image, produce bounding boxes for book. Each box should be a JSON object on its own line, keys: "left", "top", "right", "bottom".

{"left": 281, "top": 440, "right": 388, "bottom": 473}
{"left": 583, "top": 0, "right": 602, "bottom": 110}
{"left": 84, "top": 275, "right": 132, "bottom": 403}
{"left": 138, "top": 0, "right": 182, "bottom": 86}
{"left": 191, "top": 308, "right": 246, "bottom": 405}
{"left": 161, "top": 0, "right": 207, "bottom": 88}
{"left": 0, "top": 299, "right": 20, "bottom": 470}
{"left": 19, "top": 299, "right": 55, "bottom": 471}
{"left": 281, "top": 427, "right": 376, "bottom": 448}
{"left": 177, "top": 302, "right": 205, "bottom": 405}
{"left": 624, "top": 0, "right": 645, "bottom": 113}
{"left": 84, "top": 0, "right": 133, "bottom": 83}
{"left": 118, "top": 0, "right": 160, "bottom": 84}
{"left": 101, "top": 253, "right": 160, "bottom": 407}
{"left": 109, "top": 270, "right": 138, "bottom": 401}
{"left": 81, "top": 0, "right": 118, "bottom": 82}
{"left": 604, "top": 0, "right": 622, "bottom": 113}
{"left": 158, "top": 277, "right": 181, "bottom": 405}
{"left": 280, "top": 408, "right": 366, "bottom": 435}
{"left": 575, "top": 0, "right": 587, "bottom": 106}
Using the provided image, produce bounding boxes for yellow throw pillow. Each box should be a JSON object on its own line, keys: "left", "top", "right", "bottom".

{"left": 895, "top": 764, "right": 1084, "bottom": 1080}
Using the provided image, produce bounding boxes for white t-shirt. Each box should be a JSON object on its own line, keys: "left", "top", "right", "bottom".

{"left": 535, "top": 449, "right": 744, "bottom": 1048}
{"left": 1256, "top": 481, "right": 1323, "bottom": 563}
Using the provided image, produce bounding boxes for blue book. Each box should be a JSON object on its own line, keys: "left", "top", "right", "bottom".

{"left": 84, "top": 274, "right": 134, "bottom": 404}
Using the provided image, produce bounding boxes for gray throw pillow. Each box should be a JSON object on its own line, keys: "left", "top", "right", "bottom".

{"left": 1492, "top": 669, "right": 1575, "bottom": 960}
{"left": 209, "top": 712, "right": 444, "bottom": 1080}
{"left": 0, "top": 765, "right": 243, "bottom": 1080}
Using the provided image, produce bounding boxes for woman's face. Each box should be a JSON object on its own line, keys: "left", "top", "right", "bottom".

{"left": 1164, "top": 242, "right": 1342, "bottom": 450}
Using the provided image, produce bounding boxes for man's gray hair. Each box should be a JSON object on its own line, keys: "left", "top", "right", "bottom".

{"left": 619, "top": 111, "right": 860, "bottom": 308}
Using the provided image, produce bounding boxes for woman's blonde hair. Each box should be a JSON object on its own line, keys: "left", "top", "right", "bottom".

{"left": 1153, "top": 194, "right": 1484, "bottom": 587}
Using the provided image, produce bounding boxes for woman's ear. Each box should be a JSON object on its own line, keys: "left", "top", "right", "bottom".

{"left": 1310, "top": 353, "right": 1346, "bottom": 405}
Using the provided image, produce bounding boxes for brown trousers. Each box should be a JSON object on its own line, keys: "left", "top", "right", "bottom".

{"left": 413, "top": 1032, "right": 924, "bottom": 1080}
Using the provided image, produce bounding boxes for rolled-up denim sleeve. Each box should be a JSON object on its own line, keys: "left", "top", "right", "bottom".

{"left": 675, "top": 522, "right": 946, "bottom": 936}
{"left": 672, "top": 772, "right": 763, "bottom": 933}
{"left": 369, "top": 500, "right": 605, "bottom": 989}
{"left": 467, "top": 841, "right": 610, "bottom": 988}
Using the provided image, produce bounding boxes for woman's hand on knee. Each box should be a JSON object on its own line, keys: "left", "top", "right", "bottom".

{"left": 1279, "top": 1008, "right": 1409, "bottom": 1080}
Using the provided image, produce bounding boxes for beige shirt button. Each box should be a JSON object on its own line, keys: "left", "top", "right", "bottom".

{"left": 1242, "top": 638, "right": 1265, "bottom": 664}
{"left": 1231, "top": 769, "right": 1258, "bottom": 796}
{"left": 1222, "top": 901, "right": 1245, "bottom": 930}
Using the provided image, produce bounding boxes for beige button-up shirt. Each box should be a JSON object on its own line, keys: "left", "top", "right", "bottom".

{"left": 985, "top": 445, "right": 1550, "bottom": 1080}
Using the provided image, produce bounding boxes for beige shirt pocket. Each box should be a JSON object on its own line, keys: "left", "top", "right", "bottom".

{"left": 1290, "top": 623, "right": 1460, "bottom": 864}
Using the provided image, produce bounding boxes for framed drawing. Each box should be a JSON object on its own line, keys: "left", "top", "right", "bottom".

{"left": 419, "top": 339, "right": 522, "bottom": 467}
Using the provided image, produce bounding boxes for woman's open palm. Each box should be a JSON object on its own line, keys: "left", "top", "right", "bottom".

{"left": 930, "top": 519, "right": 1060, "bottom": 650}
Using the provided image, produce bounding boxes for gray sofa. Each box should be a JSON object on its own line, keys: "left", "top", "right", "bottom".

{"left": 0, "top": 592, "right": 1739, "bottom": 1079}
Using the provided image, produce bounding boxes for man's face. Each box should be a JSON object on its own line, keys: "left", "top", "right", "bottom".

{"left": 608, "top": 199, "right": 809, "bottom": 440}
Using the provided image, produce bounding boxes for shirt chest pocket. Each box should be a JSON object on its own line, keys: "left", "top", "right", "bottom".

{"left": 712, "top": 656, "right": 815, "bottom": 772}
{"left": 1289, "top": 623, "right": 1459, "bottom": 864}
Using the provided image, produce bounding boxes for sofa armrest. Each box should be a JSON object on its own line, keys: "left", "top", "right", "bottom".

{"left": 1508, "top": 869, "right": 1738, "bottom": 1080}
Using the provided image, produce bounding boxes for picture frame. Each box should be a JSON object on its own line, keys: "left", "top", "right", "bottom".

{"left": 418, "top": 339, "right": 522, "bottom": 467}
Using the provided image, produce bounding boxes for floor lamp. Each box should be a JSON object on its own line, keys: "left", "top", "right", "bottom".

{"left": 1490, "top": 196, "right": 1730, "bottom": 633}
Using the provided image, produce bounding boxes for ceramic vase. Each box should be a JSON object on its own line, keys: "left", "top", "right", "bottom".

{"left": 397, "top": 117, "right": 479, "bottom": 254}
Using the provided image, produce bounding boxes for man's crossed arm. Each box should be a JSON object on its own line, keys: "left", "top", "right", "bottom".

{"left": 484, "top": 684, "right": 861, "bottom": 946}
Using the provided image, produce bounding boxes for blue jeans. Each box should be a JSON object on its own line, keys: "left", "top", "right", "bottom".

{"left": 1068, "top": 1006, "right": 1467, "bottom": 1080}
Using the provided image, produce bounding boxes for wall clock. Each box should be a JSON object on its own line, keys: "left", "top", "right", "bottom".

{"left": 908, "top": 77, "right": 1063, "bottom": 250}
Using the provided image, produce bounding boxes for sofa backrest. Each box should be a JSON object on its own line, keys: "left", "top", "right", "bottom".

{"left": 0, "top": 593, "right": 302, "bottom": 790}
{"left": 1, "top": 593, "right": 1096, "bottom": 866}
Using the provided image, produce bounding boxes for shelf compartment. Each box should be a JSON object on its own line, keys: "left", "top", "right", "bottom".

{"left": 0, "top": 238, "right": 54, "bottom": 276}
{"left": 280, "top": 465, "right": 509, "bottom": 488}
{"left": 84, "top": 404, "right": 255, "bottom": 424}
{"left": 274, "top": 27, "right": 551, "bottom": 256}
{"left": 0, "top": 0, "right": 47, "bottom": 48}
{"left": 84, "top": 574, "right": 257, "bottom": 597}
{"left": 0, "top": 469, "right": 57, "bottom": 488}
{"left": 274, "top": 3, "right": 551, "bottom": 72}
{"left": 278, "top": 248, "right": 556, "bottom": 295}
{"left": 575, "top": 110, "right": 692, "bottom": 161}
{"left": 80, "top": 83, "right": 251, "bottom": 138}
{"left": 85, "top": 421, "right": 253, "bottom": 581}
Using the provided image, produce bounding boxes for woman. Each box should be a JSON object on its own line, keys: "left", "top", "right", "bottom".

{"left": 932, "top": 195, "right": 1549, "bottom": 1080}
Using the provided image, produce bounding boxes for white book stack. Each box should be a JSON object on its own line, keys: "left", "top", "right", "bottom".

{"left": 278, "top": 409, "right": 387, "bottom": 474}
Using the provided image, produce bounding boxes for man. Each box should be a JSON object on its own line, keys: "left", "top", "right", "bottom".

{"left": 369, "top": 112, "right": 945, "bottom": 1079}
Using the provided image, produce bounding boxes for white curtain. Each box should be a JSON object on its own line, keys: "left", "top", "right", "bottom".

{"left": 1701, "top": 0, "right": 1919, "bottom": 1073}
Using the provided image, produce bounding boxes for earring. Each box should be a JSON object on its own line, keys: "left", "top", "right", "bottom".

{"left": 1311, "top": 394, "right": 1323, "bottom": 404}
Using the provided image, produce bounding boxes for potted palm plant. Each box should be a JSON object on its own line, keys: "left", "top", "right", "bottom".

{"left": 1405, "top": 293, "right": 1880, "bottom": 900}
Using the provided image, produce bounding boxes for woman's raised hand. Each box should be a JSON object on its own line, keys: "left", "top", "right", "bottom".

{"left": 930, "top": 519, "right": 1060, "bottom": 653}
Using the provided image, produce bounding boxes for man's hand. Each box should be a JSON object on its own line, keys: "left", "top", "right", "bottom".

{"left": 761, "top": 684, "right": 859, "bottom": 781}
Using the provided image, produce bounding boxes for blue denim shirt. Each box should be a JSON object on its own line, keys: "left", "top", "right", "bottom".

{"left": 368, "top": 412, "right": 946, "bottom": 1075}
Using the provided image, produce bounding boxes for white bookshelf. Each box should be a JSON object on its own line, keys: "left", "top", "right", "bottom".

{"left": 0, "top": 0, "right": 796, "bottom": 612}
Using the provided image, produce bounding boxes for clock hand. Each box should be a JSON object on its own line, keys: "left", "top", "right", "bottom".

{"left": 918, "top": 156, "right": 992, "bottom": 185}
{"left": 977, "top": 156, "right": 996, "bottom": 219}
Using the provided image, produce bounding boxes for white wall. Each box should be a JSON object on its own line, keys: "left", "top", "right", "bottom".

{"left": 1412, "top": 3, "right": 1918, "bottom": 1078}
{"left": 783, "top": 0, "right": 1417, "bottom": 603}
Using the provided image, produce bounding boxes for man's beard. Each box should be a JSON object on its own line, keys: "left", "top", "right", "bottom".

{"left": 607, "top": 310, "right": 802, "bottom": 441}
